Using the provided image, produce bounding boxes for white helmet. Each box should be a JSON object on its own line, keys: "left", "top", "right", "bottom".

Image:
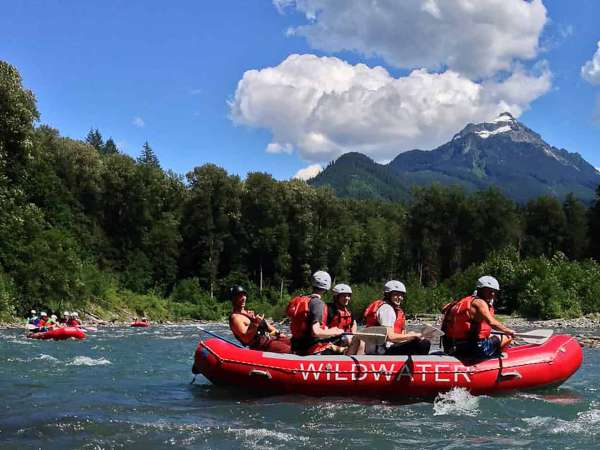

{"left": 332, "top": 283, "right": 352, "bottom": 295}
{"left": 384, "top": 280, "right": 406, "bottom": 294}
{"left": 311, "top": 271, "right": 332, "bottom": 290}
{"left": 31, "top": 309, "right": 36, "bottom": 314}
{"left": 51, "top": 314, "right": 57, "bottom": 320}
{"left": 72, "top": 312, "right": 79, "bottom": 317}
{"left": 476, "top": 276, "right": 500, "bottom": 291}
{"left": 40, "top": 311, "right": 48, "bottom": 316}
{"left": 63, "top": 311, "right": 70, "bottom": 316}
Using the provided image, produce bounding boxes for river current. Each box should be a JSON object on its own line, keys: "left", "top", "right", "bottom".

{"left": 1, "top": 324, "right": 598, "bottom": 449}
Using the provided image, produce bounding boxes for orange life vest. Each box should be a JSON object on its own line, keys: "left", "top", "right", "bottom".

{"left": 363, "top": 299, "right": 405, "bottom": 333}
{"left": 287, "top": 295, "right": 331, "bottom": 355}
{"left": 441, "top": 295, "right": 494, "bottom": 340}
{"left": 327, "top": 304, "right": 354, "bottom": 332}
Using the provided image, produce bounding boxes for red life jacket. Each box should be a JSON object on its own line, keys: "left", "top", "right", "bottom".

{"left": 287, "top": 295, "right": 331, "bottom": 355}
{"left": 66, "top": 319, "right": 79, "bottom": 327}
{"left": 363, "top": 299, "right": 405, "bottom": 333}
{"left": 441, "top": 295, "right": 494, "bottom": 340}
{"left": 327, "top": 304, "right": 354, "bottom": 332}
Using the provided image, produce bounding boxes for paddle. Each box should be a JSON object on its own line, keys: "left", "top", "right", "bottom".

{"left": 197, "top": 326, "right": 244, "bottom": 348}
{"left": 345, "top": 326, "right": 388, "bottom": 345}
{"left": 492, "top": 329, "right": 553, "bottom": 345}
{"left": 419, "top": 324, "right": 445, "bottom": 340}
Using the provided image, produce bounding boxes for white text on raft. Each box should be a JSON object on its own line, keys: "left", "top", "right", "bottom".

{"left": 298, "top": 362, "right": 471, "bottom": 383}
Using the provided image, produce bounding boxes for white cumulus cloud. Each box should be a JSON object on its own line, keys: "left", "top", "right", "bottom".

{"left": 581, "top": 41, "right": 600, "bottom": 85}
{"left": 293, "top": 164, "right": 322, "bottom": 180}
{"left": 132, "top": 117, "right": 145, "bottom": 128}
{"left": 230, "top": 54, "right": 551, "bottom": 163}
{"left": 276, "top": 0, "right": 547, "bottom": 78}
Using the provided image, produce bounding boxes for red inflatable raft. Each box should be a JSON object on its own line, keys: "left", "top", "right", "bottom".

{"left": 192, "top": 334, "right": 582, "bottom": 398}
{"left": 130, "top": 321, "right": 150, "bottom": 327}
{"left": 27, "top": 327, "right": 86, "bottom": 341}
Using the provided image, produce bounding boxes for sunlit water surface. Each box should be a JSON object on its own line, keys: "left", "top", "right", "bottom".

{"left": 1, "top": 324, "right": 598, "bottom": 449}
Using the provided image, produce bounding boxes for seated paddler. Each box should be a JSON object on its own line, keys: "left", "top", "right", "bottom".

{"left": 229, "top": 284, "right": 291, "bottom": 353}
{"left": 441, "top": 275, "right": 515, "bottom": 358}
{"left": 327, "top": 283, "right": 357, "bottom": 346}
{"left": 287, "top": 270, "right": 344, "bottom": 355}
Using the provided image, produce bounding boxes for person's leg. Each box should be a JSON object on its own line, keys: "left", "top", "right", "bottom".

{"left": 345, "top": 338, "right": 365, "bottom": 355}
{"left": 385, "top": 339, "right": 430, "bottom": 355}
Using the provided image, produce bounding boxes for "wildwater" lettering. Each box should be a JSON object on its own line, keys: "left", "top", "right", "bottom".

{"left": 298, "top": 362, "right": 471, "bottom": 383}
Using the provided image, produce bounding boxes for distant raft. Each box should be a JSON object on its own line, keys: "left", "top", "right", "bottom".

{"left": 192, "top": 334, "right": 582, "bottom": 398}
{"left": 130, "top": 321, "right": 150, "bottom": 328}
{"left": 27, "top": 327, "right": 86, "bottom": 341}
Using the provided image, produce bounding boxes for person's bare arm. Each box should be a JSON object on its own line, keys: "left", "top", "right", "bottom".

{"left": 472, "top": 299, "right": 515, "bottom": 336}
{"left": 311, "top": 322, "right": 343, "bottom": 338}
{"left": 387, "top": 328, "right": 421, "bottom": 343}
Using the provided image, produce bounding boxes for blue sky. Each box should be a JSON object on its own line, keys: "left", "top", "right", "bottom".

{"left": 1, "top": 0, "right": 599, "bottom": 180}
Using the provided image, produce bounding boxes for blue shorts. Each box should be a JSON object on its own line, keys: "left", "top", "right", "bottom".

{"left": 474, "top": 336, "right": 502, "bottom": 358}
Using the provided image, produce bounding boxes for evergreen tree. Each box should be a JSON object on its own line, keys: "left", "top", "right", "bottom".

{"left": 589, "top": 185, "right": 600, "bottom": 262}
{"left": 85, "top": 128, "right": 104, "bottom": 152}
{"left": 137, "top": 141, "right": 160, "bottom": 168}
{"left": 103, "top": 138, "right": 119, "bottom": 155}
{"left": 562, "top": 193, "right": 588, "bottom": 259}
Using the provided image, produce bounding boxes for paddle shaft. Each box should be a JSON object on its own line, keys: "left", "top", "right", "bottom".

{"left": 198, "top": 327, "right": 244, "bottom": 348}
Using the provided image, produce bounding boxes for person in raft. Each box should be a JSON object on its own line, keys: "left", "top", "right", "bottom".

{"left": 287, "top": 270, "right": 345, "bottom": 355}
{"left": 441, "top": 275, "right": 516, "bottom": 358}
{"left": 327, "top": 283, "right": 357, "bottom": 346}
{"left": 229, "top": 285, "right": 291, "bottom": 353}
{"left": 67, "top": 312, "right": 81, "bottom": 327}
{"left": 350, "top": 280, "right": 430, "bottom": 355}
{"left": 27, "top": 309, "right": 38, "bottom": 325}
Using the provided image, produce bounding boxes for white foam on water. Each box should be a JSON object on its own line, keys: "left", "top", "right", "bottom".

{"left": 433, "top": 387, "right": 480, "bottom": 416}
{"left": 227, "top": 427, "right": 308, "bottom": 447}
{"left": 68, "top": 356, "right": 111, "bottom": 366}
{"left": 523, "top": 408, "right": 600, "bottom": 435}
{"left": 36, "top": 354, "right": 60, "bottom": 362}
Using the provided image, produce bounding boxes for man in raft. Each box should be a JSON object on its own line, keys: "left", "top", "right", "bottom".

{"left": 229, "top": 285, "right": 291, "bottom": 353}
{"left": 287, "top": 270, "right": 345, "bottom": 355}
{"left": 441, "top": 275, "right": 516, "bottom": 358}
{"left": 350, "top": 280, "right": 430, "bottom": 355}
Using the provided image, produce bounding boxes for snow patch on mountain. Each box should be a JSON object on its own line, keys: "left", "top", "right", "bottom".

{"left": 476, "top": 125, "right": 512, "bottom": 139}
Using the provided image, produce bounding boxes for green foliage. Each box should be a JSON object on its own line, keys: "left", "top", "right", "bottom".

{"left": 0, "top": 269, "right": 16, "bottom": 320}
{"left": 1, "top": 61, "right": 600, "bottom": 322}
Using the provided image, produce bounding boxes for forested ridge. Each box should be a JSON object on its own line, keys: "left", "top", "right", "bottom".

{"left": 3, "top": 60, "right": 600, "bottom": 321}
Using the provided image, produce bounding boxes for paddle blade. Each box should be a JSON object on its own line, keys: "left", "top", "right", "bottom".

{"left": 420, "top": 324, "right": 445, "bottom": 340}
{"left": 353, "top": 326, "right": 388, "bottom": 345}
{"left": 515, "top": 329, "right": 553, "bottom": 345}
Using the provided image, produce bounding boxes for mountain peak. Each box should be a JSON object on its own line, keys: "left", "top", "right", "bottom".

{"left": 452, "top": 112, "right": 546, "bottom": 147}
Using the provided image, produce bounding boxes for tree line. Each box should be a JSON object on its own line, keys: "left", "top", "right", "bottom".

{"left": 2, "top": 59, "right": 600, "bottom": 321}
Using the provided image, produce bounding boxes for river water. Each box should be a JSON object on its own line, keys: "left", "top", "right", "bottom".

{"left": 1, "top": 324, "right": 598, "bottom": 449}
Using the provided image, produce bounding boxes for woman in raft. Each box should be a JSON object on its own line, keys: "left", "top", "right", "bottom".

{"left": 228, "top": 285, "right": 291, "bottom": 353}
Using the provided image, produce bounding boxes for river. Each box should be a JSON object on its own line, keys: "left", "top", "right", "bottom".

{"left": 1, "top": 324, "right": 598, "bottom": 449}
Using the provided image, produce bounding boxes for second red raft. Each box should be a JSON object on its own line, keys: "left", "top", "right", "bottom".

{"left": 27, "top": 327, "right": 86, "bottom": 340}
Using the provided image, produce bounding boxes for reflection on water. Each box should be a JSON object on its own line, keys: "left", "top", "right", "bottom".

{"left": 0, "top": 324, "right": 598, "bottom": 449}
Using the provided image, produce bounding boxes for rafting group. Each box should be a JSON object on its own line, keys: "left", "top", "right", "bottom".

{"left": 229, "top": 270, "right": 516, "bottom": 359}
{"left": 26, "top": 310, "right": 83, "bottom": 332}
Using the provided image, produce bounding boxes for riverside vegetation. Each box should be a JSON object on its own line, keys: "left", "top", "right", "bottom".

{"left": 2, "top": 60, "right": 600, "bottom": 323}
